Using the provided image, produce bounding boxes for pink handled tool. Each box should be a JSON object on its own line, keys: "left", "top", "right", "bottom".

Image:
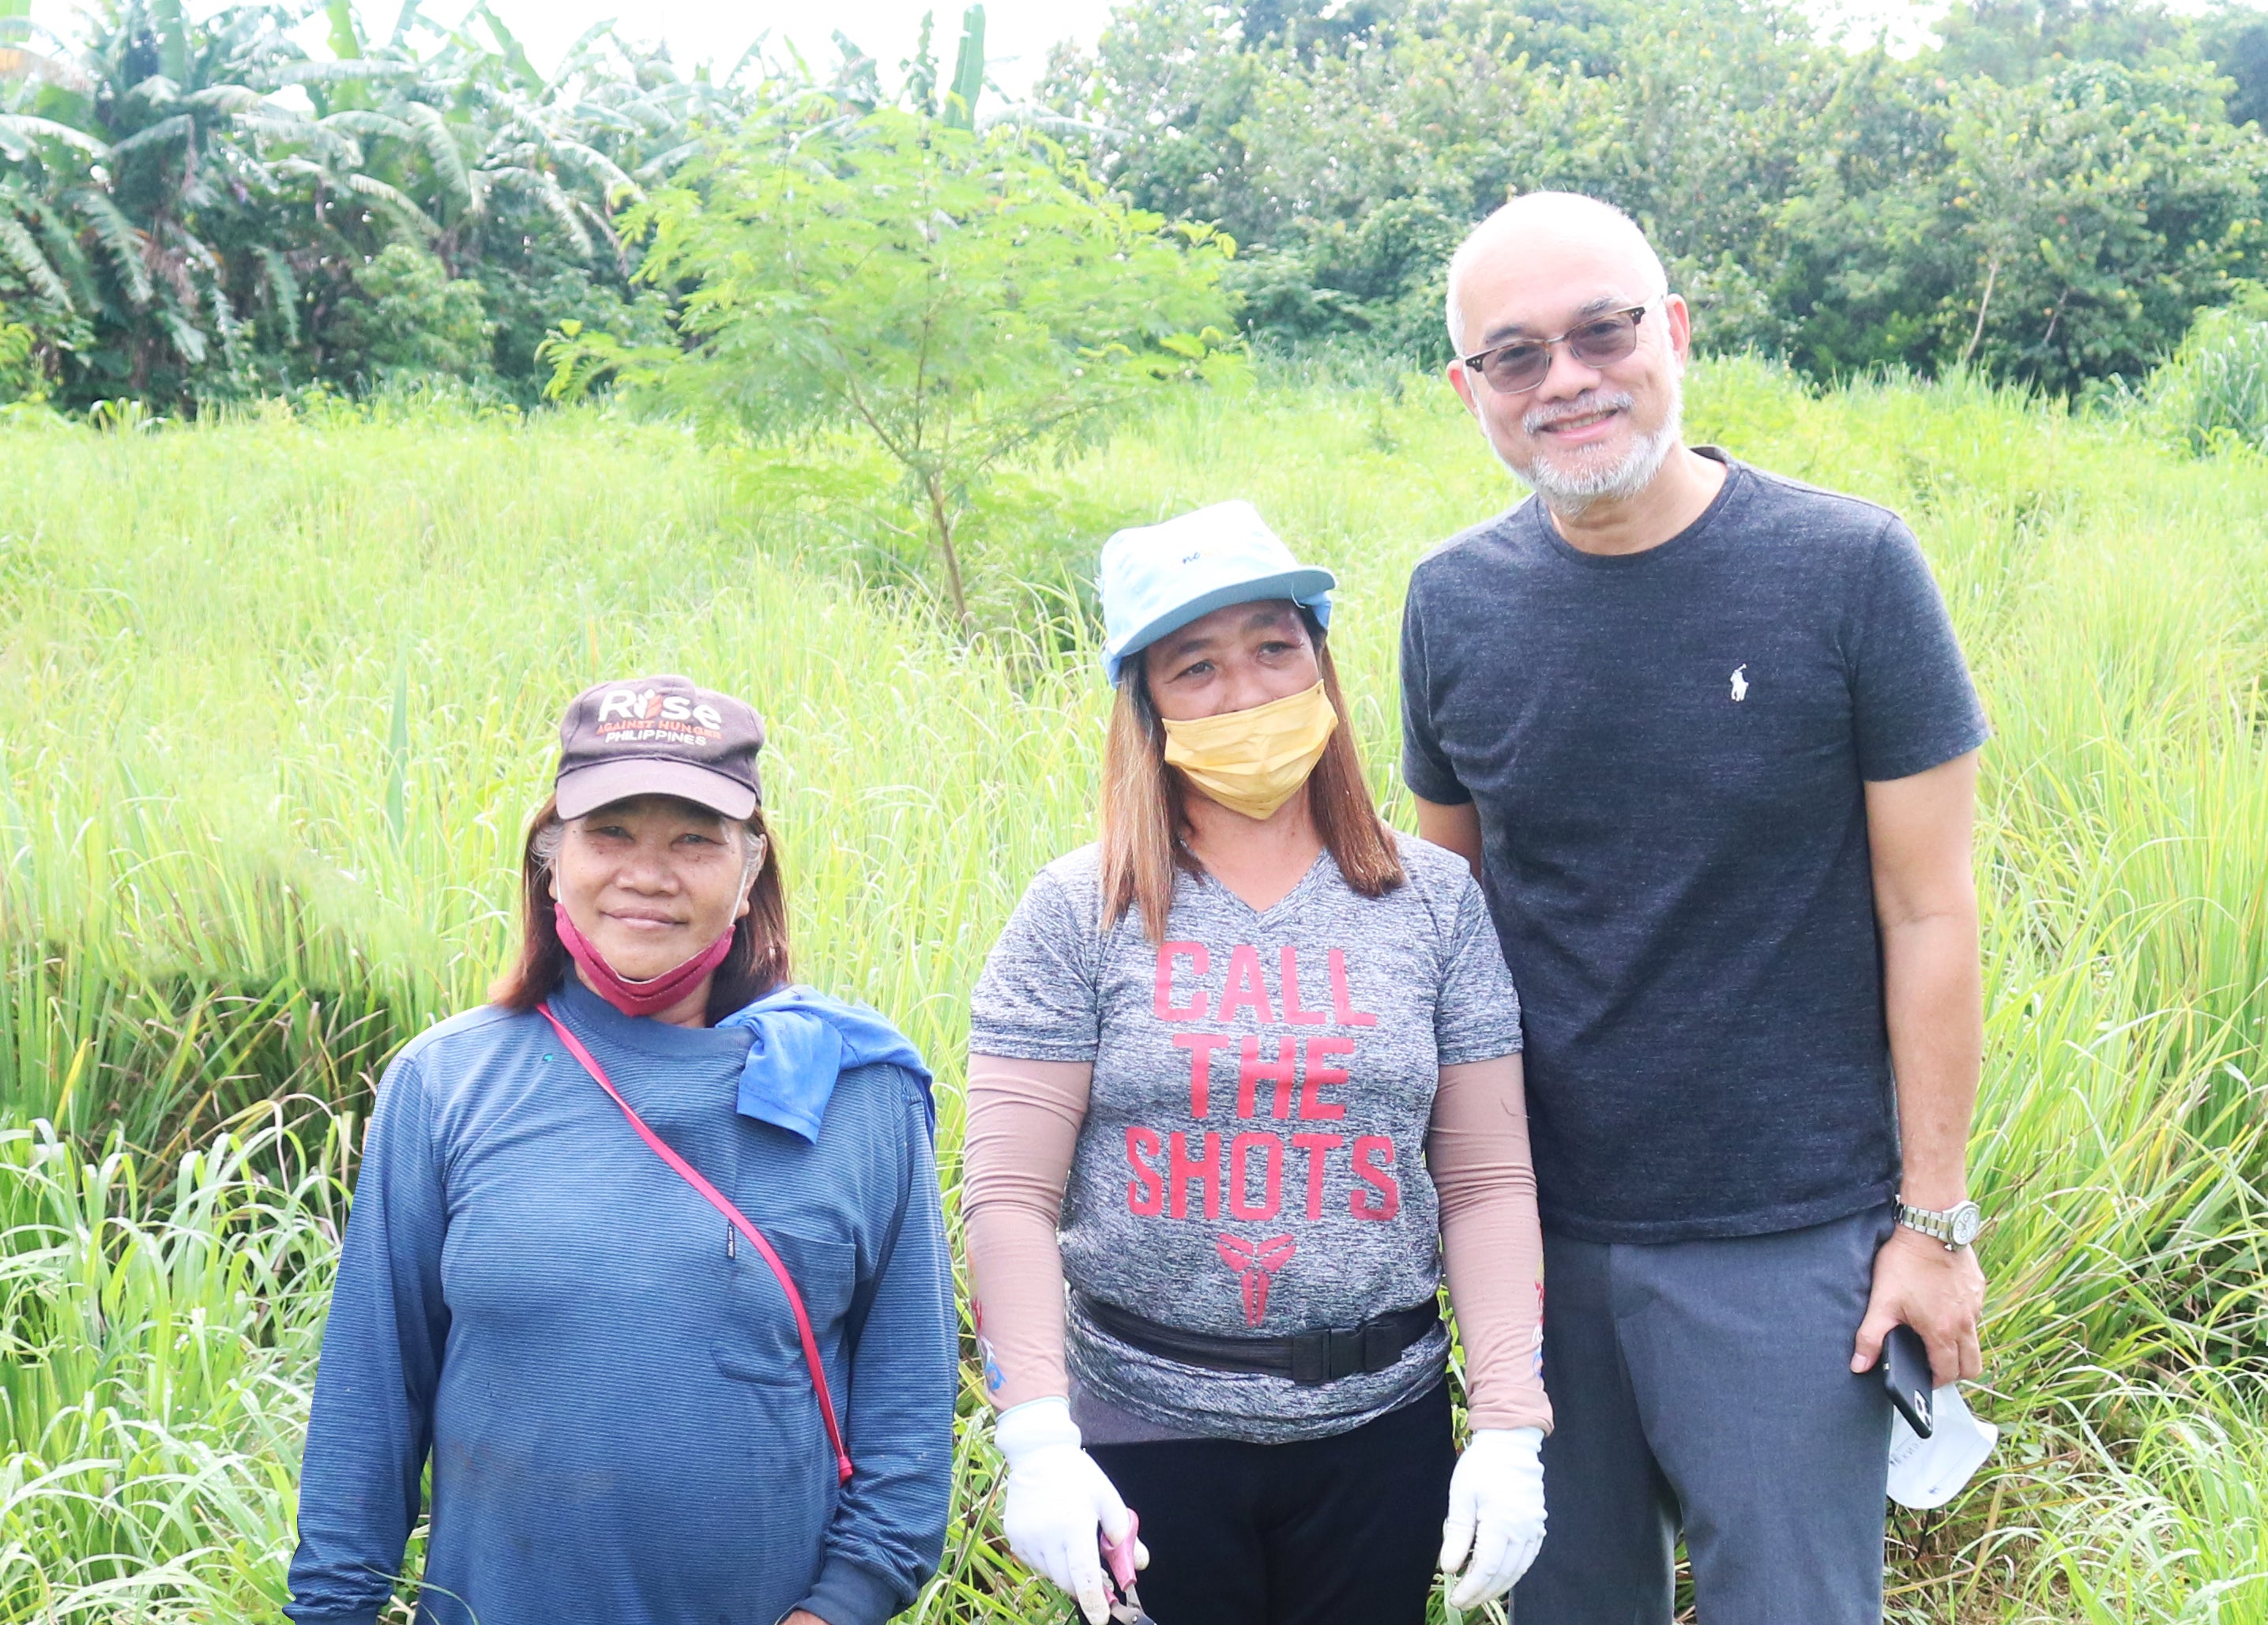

{"left": 1100, "top": 1510, "right": 1155, "bottom": 1624}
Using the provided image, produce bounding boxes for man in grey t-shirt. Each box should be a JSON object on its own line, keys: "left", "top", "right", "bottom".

{"left": 1401, "top": 191, "right": 1990, "bottom": 1623}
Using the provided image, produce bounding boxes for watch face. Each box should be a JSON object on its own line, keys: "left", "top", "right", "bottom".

{"left": 1950, "top": 1203, "right": 1984, "bottom": 1246}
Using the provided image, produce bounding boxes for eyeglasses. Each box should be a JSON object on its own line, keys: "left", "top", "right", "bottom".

{"left": 1459, "top": 297, "right": 1664, "bottom": 395}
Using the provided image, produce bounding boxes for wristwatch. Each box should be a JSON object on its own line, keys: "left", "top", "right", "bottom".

{"left": 1896, "top": 1196, "right": 1984, "bottom": 1249}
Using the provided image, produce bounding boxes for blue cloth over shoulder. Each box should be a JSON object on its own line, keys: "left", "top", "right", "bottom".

{"left": 283, "top": 977, "right": 957, "bottom": 1625}
{"left": 719, "top": 986, "right": 935, "bottom": 1142}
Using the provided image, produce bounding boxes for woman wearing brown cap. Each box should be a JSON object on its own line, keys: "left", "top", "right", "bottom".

{"left": 286, "top": 675, "right": 956, "bottom": 1625}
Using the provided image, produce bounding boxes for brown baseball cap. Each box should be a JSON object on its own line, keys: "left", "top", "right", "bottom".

{"left": 554, "top": 675, "right": 764, "bottom": 821}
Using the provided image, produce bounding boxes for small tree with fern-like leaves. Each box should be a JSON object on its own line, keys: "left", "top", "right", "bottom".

{"left": 547, "top": 103, "right": 1241, "bottom": 630}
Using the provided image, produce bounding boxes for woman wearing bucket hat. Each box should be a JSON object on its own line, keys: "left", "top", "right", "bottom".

{"left": 286, "top": 675, "right": 956, "bottom": 1625}
{"left": 963, "top": 503, "right": 1554, "bottom": 1625}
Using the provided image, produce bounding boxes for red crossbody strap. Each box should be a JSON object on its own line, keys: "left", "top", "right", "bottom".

{"left": 538, "top": 1002, "right": 856, "bottom": 1486}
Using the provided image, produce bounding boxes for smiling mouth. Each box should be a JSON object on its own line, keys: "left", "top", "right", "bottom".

{"left": 1536, "top": 406, "right": 1623, "bottom": 434}
{"left": 1523, "top": 389, "right": 1638, "bottom": 439}
{"left": 604, "top": 911, "right": 686, "bottom": 930}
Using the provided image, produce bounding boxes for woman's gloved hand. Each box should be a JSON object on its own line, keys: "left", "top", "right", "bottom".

{"left": 1438, "top": 1425, "right": 1548, "bottom": 1610}
{"left": 995, "top": 1397, "right": 1148, "bottom": 1625}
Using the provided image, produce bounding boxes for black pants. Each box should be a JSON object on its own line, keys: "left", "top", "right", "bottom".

{"left": 1086, "top": 1379, "right": 1454, "bottom": 1625}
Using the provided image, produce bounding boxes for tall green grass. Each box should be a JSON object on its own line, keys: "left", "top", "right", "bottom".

{"left": 0, "top": 1113, "right": 343, "bottom": 1620}
{"left": 1, "top": 359, "right": 2265, "bottom": 1619}
{"left": 2130, "top": 307, "right": 2268, "bottom": 459}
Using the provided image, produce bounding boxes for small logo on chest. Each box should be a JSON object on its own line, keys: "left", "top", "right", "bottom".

{"left": 1729, "top": 664, "right": 1750, "bottom": 702}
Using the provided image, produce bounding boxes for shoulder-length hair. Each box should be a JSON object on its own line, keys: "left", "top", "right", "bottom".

{"left": 489, "top": 792, "right": 792, "bottom": 1025}
{"left": 1099, "top": 610, "right": 1403, "bottom": 944}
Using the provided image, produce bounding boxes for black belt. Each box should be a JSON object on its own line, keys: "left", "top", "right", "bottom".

{"left": 1077, "top": 1292, "right": 1439, "bottom": 1387}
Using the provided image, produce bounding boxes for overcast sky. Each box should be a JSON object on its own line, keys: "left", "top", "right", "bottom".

{"left": 23, "top": 0, "right": 1119, "bottom": 100}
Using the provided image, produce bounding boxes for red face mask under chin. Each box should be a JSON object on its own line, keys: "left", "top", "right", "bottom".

{"left": 554, "top": 902, "right": 737, "bottom": 1018}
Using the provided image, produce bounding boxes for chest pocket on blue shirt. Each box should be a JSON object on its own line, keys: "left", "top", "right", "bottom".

{"left": 713, "top": 1226, "right": 858, "bottom": 1389}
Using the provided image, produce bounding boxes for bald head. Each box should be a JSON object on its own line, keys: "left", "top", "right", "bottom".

{"left": 1445, "top": 192, "right": 1668, "bottom": 354}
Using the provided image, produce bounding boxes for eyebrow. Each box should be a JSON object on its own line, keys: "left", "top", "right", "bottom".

{"left": 1161, "top": 606, "right": 1299, "bottom": 660}
{"left": 1474, "top": 293, "right": 1638, "bottom": 349}
{"left": 585, "top": 796, "right": 726, "bottom": 829}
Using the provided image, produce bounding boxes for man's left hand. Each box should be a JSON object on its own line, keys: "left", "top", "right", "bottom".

{"left": 1852, "top": 1224, "right": 1984, "bottom": 1386}
{"left": 782, "top": 1612, "right": 828, "bottom": 1625}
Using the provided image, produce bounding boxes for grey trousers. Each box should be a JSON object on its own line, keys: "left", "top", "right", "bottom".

{"left": 1511, "top": 1204, "right": 1895, "bottom": 1625}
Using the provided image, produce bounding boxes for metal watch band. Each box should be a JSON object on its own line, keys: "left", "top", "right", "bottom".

{"left": 1896, "top": 1197, "right": 1982, "bottom": 1248}
{"left": 1898, "top": 1202, "right": 1950, "bottom": 1243}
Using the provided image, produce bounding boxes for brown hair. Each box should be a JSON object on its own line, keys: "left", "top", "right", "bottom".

{"left": 489, "top": 792, "right": 792, "bottom": 1025}
{"left": 1098, "top": 611, "right": 1403, "bottom": 943}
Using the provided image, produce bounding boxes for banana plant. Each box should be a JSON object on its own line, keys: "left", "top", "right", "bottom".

{"left": 2, "top": 0, "right": 755, "bottom": 406}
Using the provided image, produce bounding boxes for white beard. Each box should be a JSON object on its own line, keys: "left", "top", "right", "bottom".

{"left": 1498, "top": 379, "right": 1685, "bottom": 517}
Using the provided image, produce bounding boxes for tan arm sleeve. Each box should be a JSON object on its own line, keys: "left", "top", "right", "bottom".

{"left": 961, "top": 1052, "right": 1093, "bottom": 1412}
{"left": 1429, "top": 1055, "right": 1552, "bottom": 1433}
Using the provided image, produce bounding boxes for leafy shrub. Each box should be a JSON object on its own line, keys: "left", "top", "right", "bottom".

{"left": 479, "top": 265, "right": 671, "bottom": 404}
{"left": 329, "top": 246, "right": 495, "bottom": 386}
{"left": 0, "top": 320, "right": 37, "bottom": 402}
{"left": 1224, "top": 196, "right": 1466, "bottom": 364}
{"left": 2139, "top": 299, "right": 2268, "bottom": 457}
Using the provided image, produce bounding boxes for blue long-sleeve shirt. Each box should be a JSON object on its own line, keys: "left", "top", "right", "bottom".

{"left": 286, "top": 976, "right": 957, "bottom": 1625}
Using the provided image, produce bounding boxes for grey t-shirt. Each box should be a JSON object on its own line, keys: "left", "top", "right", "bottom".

{"left": 1401, "top": 451, "right": 1990, "bottom": 1244}
{"left": 969, "top": 837, "right": 1521, "bottom": 1443}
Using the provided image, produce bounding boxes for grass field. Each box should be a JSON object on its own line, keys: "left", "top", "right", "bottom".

{"left": 2, "top": 359, "right": 2266, "bottom": 1621}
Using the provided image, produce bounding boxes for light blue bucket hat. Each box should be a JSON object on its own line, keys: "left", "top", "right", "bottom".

{"left": 1099, "top": 501, "right": 1337, "bottom": 684}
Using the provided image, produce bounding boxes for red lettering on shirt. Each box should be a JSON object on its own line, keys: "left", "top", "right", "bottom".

{"left": 1172, "top": 1032, "right": 1232, "bottom": 1118}
{"left": 1126, "top": 1126, "right": 1164, "bottom": 1216}
{"left": 1328, "top": 950, "right": 1379, "bottom": 1027}
{"left": 1351, "top": 1135, "right": 1399, "bottom": 1220}
{"left": 1299, "top": 1036, "right": 1353, "bottom": 1120}
{"left": 1217, "top": 944, "right": 1277, "bottom": 1024}
{"left": 1168, "top": 1130, "right": 1222, "bottom": 1221}
{"left": 1228, "top": 1132, "right": 1284, "bottom": 1222}
{"left": 1132, "top": 941, "right": 1407, "bottom": 1245}
{"left": 1238, "top": 1034, "right": 1298, "bottom": 1119}
{"left": 1155, "top": 943, "right": 1210, "bottom": 1021}
{"left": 1280, "top": 946, "right": 1327, "bottom": 1025}
{"left": 1292, "top": 1131, "right": 1345, "bottom": 1221}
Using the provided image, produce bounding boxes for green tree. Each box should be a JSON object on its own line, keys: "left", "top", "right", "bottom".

{"left": 2, "top": 0, "right": 753, "bottom": 408}
{"left": 1962, "top": 63, "right": 2266, "bottom": 389}
{"left": 325, "top": 243, "right": 491, "bottom": 381}
{"left": 1047, "top": 0, "right": 1857, "bottom": 363}
{"left": 1766, "top": 52, "right": 1961, "bottom": 377}
{"left": 1931, "top": 0, "right": 2198, "bottom": 82}
{"left": 1051, "top": 0, "right": 2268, "bottom": 385}
{"left": 2198, "top": 2, "right": 2268, "bottom": 130}
{"left": 559, "top": 107, "right": 1239, "bottom": 626}
{"left": 1777, "top": 60, "right": 2266, "bottom": 389}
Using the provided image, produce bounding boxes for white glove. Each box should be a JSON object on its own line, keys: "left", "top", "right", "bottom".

{"left": 995, "top": 1397, "right": 1146, "bottom": 1625}
{"left": 1439, "top": 1425, "right": 1548, "bottom": 1611}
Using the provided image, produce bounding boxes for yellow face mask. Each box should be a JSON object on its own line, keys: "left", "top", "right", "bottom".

{"left": 1160, "top": 680, "right": 1340, "bottom": 822}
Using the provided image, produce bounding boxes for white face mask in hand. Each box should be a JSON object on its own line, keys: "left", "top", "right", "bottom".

{"left": 1887, "top": 1383, "right": 1998, "bottom": 1509}
{"left": 1439, "top": 1426, "right": 1548, "bottom": 1611}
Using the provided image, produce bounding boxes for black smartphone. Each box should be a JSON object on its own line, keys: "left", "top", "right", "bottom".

{"left": 1880, "top": 1323, "right": 1935, "bottom": 1439}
